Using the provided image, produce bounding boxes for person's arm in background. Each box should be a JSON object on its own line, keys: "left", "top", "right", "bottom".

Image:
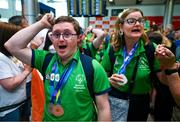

{"left": 85, "top": 26, "right": 106, "bottom": 49}
{"left": 155, "top": 44, "right": 180, "bottom": 107}
{"left": 0, "top": 64, "right": 32, "bottom": 91}
{"left": 166, "top": 67, "right": 180, "bottom": 107}
{"left": 4, "top": 13, "right": 54, "bottom": 66}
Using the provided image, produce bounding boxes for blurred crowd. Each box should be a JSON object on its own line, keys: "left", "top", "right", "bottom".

{"left": 0, "top": 8, "right": 180, "bottom": 121}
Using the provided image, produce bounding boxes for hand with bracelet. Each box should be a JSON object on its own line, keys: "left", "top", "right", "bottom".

{"left": 155, "top": 44, "right": 179, "bottom": 74}
{"left": 155, "top": 44, "right": 180, "bottom": 108}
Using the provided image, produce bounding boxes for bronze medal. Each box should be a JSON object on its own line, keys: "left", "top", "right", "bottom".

{"left": 48, "top": 103, "right": 54, "bottom": 114}
{"left": 52, "top": 104, "right": 64, "bottom": 116}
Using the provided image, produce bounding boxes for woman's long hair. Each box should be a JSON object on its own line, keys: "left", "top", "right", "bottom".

{"left": 0, "top": 22, "right": 22, "bottom": 57}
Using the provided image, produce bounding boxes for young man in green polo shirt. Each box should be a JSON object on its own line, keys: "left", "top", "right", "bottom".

{"left": 5, "top": 13, "right": 111, "bottom": 121}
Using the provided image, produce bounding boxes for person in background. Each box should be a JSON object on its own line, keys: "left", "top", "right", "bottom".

{"left": 0, "top": 22, "right": 32, "bottom": 121}
{"left": 163, "top": 24, "right": 175, "bottom": 42}
{"left": 8, "top": 15, "right": 29, "bottom": 28}
{"left": 103, "top": 29, "right": 111, "bottom": 49}
{"left": 155, "top": 44, "right": 180, "bottom": 121}
{"left": 5, "top": 13, "right": 111, "bottom": 121}
{"left": 162, "top": 24, "right": 175, "bottom": 54}
{"left": 174, "top": 28, "right": 180, "bottom": 61}
{"left": 95, "top": 39, "right": 106, "bottom": 62}
{"left": 8, "top": 15, "right": 31, "bottom": 121}
{"left": 101, "top": 8, "right": 163, "bottom": 121}
{"left": 43, "top": 30, "right": 54, "bottom": 52}
{"left": 148, "top": 31, "right": 175, "bottom": 121}
{"left": 80, "top": 26, "right": 106, "bottom": 59}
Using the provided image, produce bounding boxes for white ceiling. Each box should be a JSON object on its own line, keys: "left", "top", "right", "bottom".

{"left": 106, "top": 0, "right": 180, "bottom": 6}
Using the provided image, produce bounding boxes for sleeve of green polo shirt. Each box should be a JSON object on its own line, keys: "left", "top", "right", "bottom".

{"left": 31, "top": 49, "right": 49, "bottom": 73}
{"left": 92, "top": 59, "right": 111, "bottom": 95}
{"left": 87, "top": 42, "right": 98, "bottom": 59}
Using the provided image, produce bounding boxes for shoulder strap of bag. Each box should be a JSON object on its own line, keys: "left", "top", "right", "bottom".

{"left": 108, "top": 45, "right": 116, "bottom": 76}
{"left": 42, "top": 53, "right": 54, "bottom": 79}
{"left": 128, "top": 56, "right": 140, "bottom": 98}
{"left": 144, "top": 42, "right": 155, "bottom": 72}
{"left": 80, "top": 44, "right": 92, "bottom": 57}
{"left": 80, "top": 53, "right": 95, "bottom": 102}
{"left": 80, "top": 53, "right": 97, "bottom": 121}
{"left": 144, "top": 42, "right": 161, "bottom": 89}
{"left": 0, "top": 99, "right": 26, "bottom": 112}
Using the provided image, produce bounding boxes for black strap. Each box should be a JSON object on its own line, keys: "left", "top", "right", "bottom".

{"left": 144, "top": 42, "right": 161, "bottom": 88}
{"left": 109, "top": 45, "right": 116, "bottom": 76}
{"left": 80, "top": 54, "right": 95, "bottom": 102}
{"left": 82, "top": 44, "right": 92, "bottom": 57}
{"left": 0, "top": 99, "right": 26, "bottom": 112}
{"left": 144, "top": 42, "right": 155, "bottom": 72}
{"left": 42, "top": 53, "right": 54, "bottom": 79}
{"left": 128, "top": 56, "right": 140, "bottom": 98}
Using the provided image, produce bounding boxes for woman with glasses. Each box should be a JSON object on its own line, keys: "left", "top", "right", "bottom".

{"left": 5, "top": 14, "right": 111, "bottom": 121}
{"left": 101, "top": 8, "right": 163, "bottom": 121}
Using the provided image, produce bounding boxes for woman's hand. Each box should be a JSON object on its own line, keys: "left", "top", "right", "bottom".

{"left": 109, "top": 74, "right": 127, "bottom": 88}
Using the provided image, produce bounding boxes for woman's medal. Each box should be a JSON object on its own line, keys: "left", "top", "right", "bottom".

{"left": 117, "top": 74, "right": 128, "bottom": 85}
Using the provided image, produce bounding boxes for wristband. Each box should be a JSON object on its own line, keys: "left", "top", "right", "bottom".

{"left": 164, "top": 69, "right": 178, "bottom": 75}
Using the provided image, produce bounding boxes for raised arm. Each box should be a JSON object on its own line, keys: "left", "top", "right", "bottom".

{"left": 85, "top": 26, "right": 106, "bottom": 49}
{"left": 4, "top": 13, "right": 54, "bottom": 66}
{"left": 155, "top": 44, "right": 180, "bottom": 107}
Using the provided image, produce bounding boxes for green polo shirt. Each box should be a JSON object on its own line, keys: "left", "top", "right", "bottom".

{"left": 101, "top": 39, "right": 160, "bottom": 94}
{"left": 31, "top": 49, "right": 110, "bottom": 121}
{"left": 95, "top": 43, "right": 108, "bottom": 62}
{"left": 81, "top": 41, "right": 98, "bottom": 59}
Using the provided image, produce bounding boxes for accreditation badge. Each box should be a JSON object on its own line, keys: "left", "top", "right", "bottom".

{"left": 55, "top": 74, "right": 60, "bottom": 82}
{"left": 50, "top": 73, "right": 55, "bottom": 81}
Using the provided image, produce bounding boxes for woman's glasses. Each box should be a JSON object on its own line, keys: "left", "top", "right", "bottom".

{"left": 124, "top": 18, "right": 145, "bottom": 25}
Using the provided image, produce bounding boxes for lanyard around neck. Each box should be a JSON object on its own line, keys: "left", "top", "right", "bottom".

{"left": 50, "top": 60, "right": 76, "bottom": 104}
{"left": 118, "top": 42, "right": 138, "bottom": 74}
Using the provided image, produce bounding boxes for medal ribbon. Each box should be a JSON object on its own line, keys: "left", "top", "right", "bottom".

{"left": 50, "top": 60, "right": 76, "bottom": 104}
{"left": 49, "top": 61, "right": 58, "bottom": 97}
{"left": 118, "top": 42, "right": 138, "bottom": 74}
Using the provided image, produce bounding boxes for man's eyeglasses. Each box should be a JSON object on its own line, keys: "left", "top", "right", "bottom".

{"left": 49, "top": 32, "right": 77, "bottom": 41}
{"left": 124, "top": 18, "right": 145, "bottom": 25}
